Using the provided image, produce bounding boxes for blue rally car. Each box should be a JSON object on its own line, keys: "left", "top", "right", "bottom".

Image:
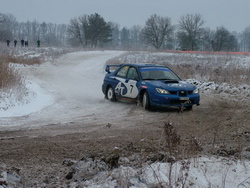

{"left": 102, "top": 64, "right": 200, "bottom": 110}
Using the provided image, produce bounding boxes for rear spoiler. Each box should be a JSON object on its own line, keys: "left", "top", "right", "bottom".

{"left": 105, "top": 64, "right": 122, "bottom": 73}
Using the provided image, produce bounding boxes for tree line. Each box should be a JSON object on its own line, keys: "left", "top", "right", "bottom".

{"left": 1, "top": 12, "right": 250, "bottom": 51}
{"left": 0, "top": 13, "right": 68, "bottom": 47}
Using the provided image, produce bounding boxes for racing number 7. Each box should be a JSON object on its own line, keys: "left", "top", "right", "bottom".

{"left": 130, "top": 85, "right": 134, "bottom": 93}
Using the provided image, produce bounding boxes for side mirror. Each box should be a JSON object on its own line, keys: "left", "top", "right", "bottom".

{"left": 105, "top": 65, "right": 111, "bottom": 74}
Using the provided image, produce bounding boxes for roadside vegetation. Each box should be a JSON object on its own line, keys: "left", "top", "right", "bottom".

{"left": 0, "top": 50, "right": 41, "bottom": 90}
{"left": 0, "top": 55, "right": 21, "bottom": 90}
{"left": 0, "top": 45, "right": 76, "bottom": 110}
{"left": 107, "top": 51, "right": 250, "bottom": 86}
{"left": 0, "top": 44, "right": 77, "bottom": 89}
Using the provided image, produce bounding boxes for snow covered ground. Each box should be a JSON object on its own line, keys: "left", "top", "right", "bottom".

{"left": 1, "top": 50, "right": 250, "bottom": 121}
{"left": 0, "top": 50, "right": 249, "bottom": 187}
{"left": 70, "top": 156, "right": 250, "bottom": 188}
{"left": 0, "top": 50, "right": 130, "bottom": 128}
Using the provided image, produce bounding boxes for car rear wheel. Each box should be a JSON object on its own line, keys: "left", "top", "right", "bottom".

{"left": 142, "top": 91, "right": 150, "bottom": 110}
{"left": 106, "top": 86, "right": 116, "bottom": 101}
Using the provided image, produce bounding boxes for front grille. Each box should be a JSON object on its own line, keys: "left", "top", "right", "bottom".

{"left": 178, "top": 91, "right": 187, "bottom": 96}
{"left": 169, "top": 91, "right": 177, "bottom": 95}
{"left": 169, "top": 90, "right": 193, "bottom": 96}
{"left": 170, "top": 99, "right": 194, "bottom": 104}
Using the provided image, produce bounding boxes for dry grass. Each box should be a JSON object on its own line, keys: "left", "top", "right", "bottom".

{"left": 0, "top": 54, "right": 41, "bottom": 65}
{"left": 107, "top": 51, "right": 250, "bottom": 86}
{"left": 0, "top": 54, "right": 42, "bottom": 110}
{"left": 0, "top": 44, "right": 80, "bottom": 106}
{"left": 0, "top": 56, "right": 21, "bottom": 89}
{"left": 0, "top": 55, "right": 29, "bottom": 110}
{"left": 0, "top": 55, "right": 42, "bottom": 89}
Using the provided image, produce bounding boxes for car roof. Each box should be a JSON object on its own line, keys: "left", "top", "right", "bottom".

{"left": 123, "top": 63, "right": 166, "bottom": 68}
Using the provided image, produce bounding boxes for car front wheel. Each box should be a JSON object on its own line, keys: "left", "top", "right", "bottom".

{"left": 142, "top": 91, "right": 150, "bottom": 110}
{"left": 106, "top": 86, "right": 116, "bottom": 101}
{"left": 185, "top": 105, "right": 193, "bottom": 110}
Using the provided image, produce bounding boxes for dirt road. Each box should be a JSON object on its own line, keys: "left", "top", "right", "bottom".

{"left": 0, "top": 51, "right": 249, "bottom": 187}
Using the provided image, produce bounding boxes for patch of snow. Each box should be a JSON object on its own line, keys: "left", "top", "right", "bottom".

{"left": 0, "top": 81, "right": 54, "bottom": 118}
{"left": 68, "top": 156, "right": 250, "bottom": 188}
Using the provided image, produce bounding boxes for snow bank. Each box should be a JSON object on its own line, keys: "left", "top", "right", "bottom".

{"left": 66, "top": 156, "right": 250, "bottom": 188}
{"left": 0, "top": 80, "right": 54, "bottom": 117}
{"left": 186, "top": 79, "right": 250, "bottom": 103}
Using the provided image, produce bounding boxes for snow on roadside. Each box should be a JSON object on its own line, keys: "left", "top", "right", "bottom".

{"left": 0, "top": 47, "right": 74, "bottom": 118}
{"left": 0, "top": 80, "right": 54, "bottom": 118}
{"left": 119, "top": 51, "right": 250, "bottom": 69}
{"left": 186, "top": 79, "right": 250, "bottom": 104}
{"left": 0, "top": 50, "right": 128, "bottom": 127}
{"left": 66, "top": 156, "right": 250, "bottom": 188}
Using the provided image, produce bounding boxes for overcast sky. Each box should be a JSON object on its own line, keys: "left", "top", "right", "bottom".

{"left": 0, "top": 0, "right": 249, "bottom": 32}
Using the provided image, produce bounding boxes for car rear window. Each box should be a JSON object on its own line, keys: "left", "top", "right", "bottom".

{"left": 140, "top": 67, "right": 171, "bottom": 72}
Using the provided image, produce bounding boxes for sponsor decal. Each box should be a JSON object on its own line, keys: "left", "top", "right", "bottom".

{"left": 114, "top": 77, "right": 139, "bottom": 98}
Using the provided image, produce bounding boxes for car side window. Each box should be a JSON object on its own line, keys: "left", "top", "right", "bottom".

{"left": 127, "top": 67, "right": 139, "bottom": 80}
{"left": 116, "top": 66, "right": 129, "bottom": 77}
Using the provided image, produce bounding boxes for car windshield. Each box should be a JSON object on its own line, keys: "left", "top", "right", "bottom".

{"left": 140, "top": 67, "right": 181, "bottom": 81}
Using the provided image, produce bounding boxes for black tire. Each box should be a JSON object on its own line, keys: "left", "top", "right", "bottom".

{"left": 185, "top": 105, "right": 193, "bottom": 110}
{"left": 142, "top": 91, "right": 150, "bottom": 110}
{"left": 106, "top": 86, "right": 116, "bottom": 101}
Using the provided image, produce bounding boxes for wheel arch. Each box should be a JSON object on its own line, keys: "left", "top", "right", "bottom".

{"left": 105, "top": 84, "right": 113, "bottom": 94}
{"left": 105, "top": 84, "right": 115, "bottom": 99}
{"left": 138, "top": 89, "right": 148, "bottom": 103}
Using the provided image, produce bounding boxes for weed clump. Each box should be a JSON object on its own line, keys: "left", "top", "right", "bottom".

{"left": 164, "top": 121, "right": 181, "bottom": 159}
{"left": 0, "top": 56, "right": 21, "bottom": 89}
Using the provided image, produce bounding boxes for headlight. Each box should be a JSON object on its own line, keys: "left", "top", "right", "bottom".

{"left": 193, "top": 88, "right": 199, "bottom": 94}
{"left": 156, "top": 88, "right": 170, "bottom": 94}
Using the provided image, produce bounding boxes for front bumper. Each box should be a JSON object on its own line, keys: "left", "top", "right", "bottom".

{"left": 148, "top": 91, "right": 200, "bottom": 107}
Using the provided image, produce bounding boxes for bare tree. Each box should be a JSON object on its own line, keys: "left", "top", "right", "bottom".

{"left": 226, "top": 32, "right": 238, "bottom": 51}
{"left": 23, "top": 21, "right": 31, "bottom": 40}
{"left": 68, "top": 13, "right": 111, "bottom": 47}
{"left": 31, "top": 20, "right": 40, "bottom": 42}
{"left": 200, "top": 27, "right": 213, "bottom": 51}
{"left": 130, "top": 25, "right": 142, "bottom": 49}
{"left": 178, "top": 13, "right": 205, "bottom": 50}
{"left": 141, "top": 14, "right": 174, "bottom": 49}
{"left": 241, "top": 26, "right": 250, "bottom": 51}
{"left": 68, "top": 16, "right": 87, "bottom": 46}
{"left": 108, "top": 22, "right": 120, "bottom": 48}
{"left": 56, "top": 24, "right": 68, "bottom": 45}
{"left": 44, "top": 23, "right": 57, "bottom": 45}
{"left": 211, "top": 26, "right": 230, "bottom": 51}
{"left": 0, "top": 13, "right": 17, "bottom": 42}
{"left": 39, "top": 22, "right": 47, "bottom": 42}
{"left": 120, "top": 27, "right": 130, "bottom": 48}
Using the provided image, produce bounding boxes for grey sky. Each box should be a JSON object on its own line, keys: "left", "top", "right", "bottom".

{"left": 0, "top": 0, "right": 249, "bottom": 32}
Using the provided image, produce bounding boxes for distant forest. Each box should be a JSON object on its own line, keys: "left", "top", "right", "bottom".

{"left": 1, "top": 12, "right": 250, "bottom": 51}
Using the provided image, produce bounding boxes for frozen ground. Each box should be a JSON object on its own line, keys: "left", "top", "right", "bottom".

{"left": 0, "top": 51, "right": 130, "bottom": 128}
{"left": 0, "top": 50, "right": 249, "bottom": 187}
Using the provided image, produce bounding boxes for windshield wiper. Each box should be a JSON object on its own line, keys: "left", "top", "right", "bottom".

{"left": 143, "top": 78, "right": 157, "bottom": 80}
{"left": 164, "top": 79, "right": 179, "bottom": 83}
{"left": 157, "top": 78, "right": 171, "bottom": 80}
